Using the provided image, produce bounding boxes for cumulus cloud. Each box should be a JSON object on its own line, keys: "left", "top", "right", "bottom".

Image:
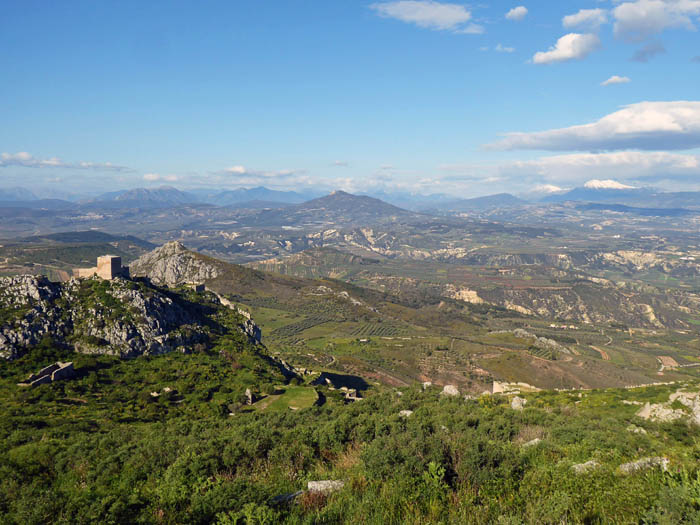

{"left": 370, "top": 1, "right": 474, "bottom": 31}
{"left": 487, "top": 101, "right": 700, "bottom": 152}
{"left": 563, "top": 8, "right": 608, "bottom": 31}
{"left": 506, "top": 6, "right": 528, "bottom": 21}
{"left": 532, "top": 33, "right": 601, "bottom": 64}
{"left": 0, "top": 152, "right": 130, "bottom": 171}
{"left": 631, "top": 41, "right": 666, "bottom": 62}
{"left": 495, "top": 43, "right": 515, "bottom": 53}
{"left": 601, "top": 75, "right": 631, "bottom": 86}
{"left": 143, "top": 173, "right": 179, "bottom": 182}
{"left": 613, "top": 0, "right": 700, "bottom": 42}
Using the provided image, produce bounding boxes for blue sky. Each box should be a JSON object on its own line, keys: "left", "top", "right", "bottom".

{"left": 1, "top": 0, "right": 699, "bottom": 198}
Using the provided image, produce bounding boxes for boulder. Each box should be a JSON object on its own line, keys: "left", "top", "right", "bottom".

{"left": 511, "top": 396, "right": 527, "bottom": 411}
{"left": 572, "top": 460, "right": 600, "bottom": 474}
{"left": 245, "top": 388, "right": 255, "bottom": 405}
{"left": 441, "top": 385, "right": 460, "bottom": 397}
{"left": 307, "top": 480, "right": 345, "bottom": 494}
{"left": 619, "top": 457, "right": 669, "bottom": 475}
{"left": 522, "top": 438, "right": 541, "bottom": 448}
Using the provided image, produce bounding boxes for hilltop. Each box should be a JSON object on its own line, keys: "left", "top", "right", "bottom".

{"left": 0, "top": 273, "right": 259, "bottom": 360}
{"left": 247, "top": 190, "right": 419, "bottom": 228}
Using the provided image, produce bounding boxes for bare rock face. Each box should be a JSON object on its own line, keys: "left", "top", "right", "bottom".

{"left": 636, "top": 389, "right": 700, "bottom": 426}
{"left": 0, "top": 275, "right": 60, "bottom": 305}
{"left": 129, "top": 241, "right": 220, "bottom": 287}
{"left": 0, "top": 275, "right": 210, "bottom": 360}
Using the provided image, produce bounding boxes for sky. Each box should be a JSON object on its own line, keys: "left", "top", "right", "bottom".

{"left": 1, "top": 0, "right": 700, "bottom": 198}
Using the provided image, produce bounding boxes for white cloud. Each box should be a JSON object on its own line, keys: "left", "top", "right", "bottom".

{"left": 563, "top": 8, "right": 608, "bottom": 31}
{"left": 506, "top": 151, "right": 700, "bottom": 182}
{"left": 332, "top": 160, "right": 350, "bottom": 167}
{"left": 0, "top": 152, "right": 130, "bottom": 171}
{"left": 215, "top": 165, "right": 306, "bottom": 180}
{"left": 506, "top": 6, "right": 528, "bottom": 21}
{"left": 370, "top": 1, "right": 473, "bottom": 31}
{"left": 613, "top": 0, "right": 700, "bottom": 42}
{"left": 224, "top": 165, "right": 248, "bottom": 174}
{"left": 532, "top": 33, "right": 601, "bottom": 64}
{"left": 601, "top": 75, "right": 631, "bottom": 85}
{"left": 487, "top": 101, "right": 700, "bottom": 152}
{"left": 143, "top": 173, "right": 179, "bottom": 182}
{"left": 495, "top": 43, "right": 515, "bottom": 53}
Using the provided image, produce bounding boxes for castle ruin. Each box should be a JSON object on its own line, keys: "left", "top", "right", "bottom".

{"left": 73, "top": 255, "right": 129, "bottom": 280}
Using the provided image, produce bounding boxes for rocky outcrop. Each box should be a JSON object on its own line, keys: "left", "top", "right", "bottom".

{"left": 636, "top": 389, "right": 700, "bottom": 426}
{"left": 0, "top": 275, "right": 216, "bottom": 360}
{"left": 572, "top": 460, "right": 599, "bottom": 474}
{"left": 0, "top": 275, "right": 61, "bottom": 305}
{"left": 129, "top": 241, "right": 220, "bottom": 287}
{"left": 619, "top": 457, "right": 669, "bottom": 474}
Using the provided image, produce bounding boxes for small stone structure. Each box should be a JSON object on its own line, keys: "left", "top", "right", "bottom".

{"left": 186, "top": 283, "right": 205, "bottom": 293}
{"left": 18, "top": 361, "right": 75, "bottom": 387}
{"left": 73, "top": 255, "right": 129, "bottom": 280}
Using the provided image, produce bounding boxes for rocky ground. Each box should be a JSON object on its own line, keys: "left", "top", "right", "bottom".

{"left": 0, "top": 274, "right": 223, "bottom": 359}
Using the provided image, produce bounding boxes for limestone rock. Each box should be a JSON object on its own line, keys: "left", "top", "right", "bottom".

{"left": 522, "top": 438, "right": 541, "bottom": 448}
{"left": 441, "top": 385, "right": 460, "bottom": 397}
{"left": 620, "top": 457, "right": 669, "bottom": 474}
{"left": 0, "top": 274, "right": 233, "bottom": 360}
{"left": 572, "top": 460, "right": 600, "bottom": 474}
{"left": 245, "top": 388, "right": 255, "bottom": 405}
{"left": 129, "top": 241, "right": 220, "bottom": 287}
{"left": 511, "top": 396, "right": 527, "bottom": 411}
{"left": 399, "top": 410, "right": 413, "bottom": 418}
{"left": 626, "top": 424, "right": 647, "bottom": 434}
{"left": 307, "top": 480, "right": 345, "bottom": 494}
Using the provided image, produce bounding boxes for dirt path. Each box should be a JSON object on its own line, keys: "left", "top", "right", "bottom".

{"left": 590, "top": 346, "right": 611, "bottom": 361}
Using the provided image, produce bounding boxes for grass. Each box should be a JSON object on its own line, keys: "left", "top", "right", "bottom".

{"left": 255, "top": 386, "right": 319, "bottom": 411}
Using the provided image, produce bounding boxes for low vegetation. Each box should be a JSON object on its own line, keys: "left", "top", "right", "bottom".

{"left": 2, "top": 339, "right": 700, "bottom": 523}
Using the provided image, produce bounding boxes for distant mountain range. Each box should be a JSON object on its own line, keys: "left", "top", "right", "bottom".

{"left": 0, "top": 187, "right": 38, "bottom": 201}
{"left": 442, "top": 193, "right": 527, "bottom": 212}
{"left": 542, "top": 186, "right": 700, "bottom": 210}
{"left": 1, "top": 182, "right": 699, "bottom": 213}
{"left": 193, "top": 186, "right": 314, "bottom": 206}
